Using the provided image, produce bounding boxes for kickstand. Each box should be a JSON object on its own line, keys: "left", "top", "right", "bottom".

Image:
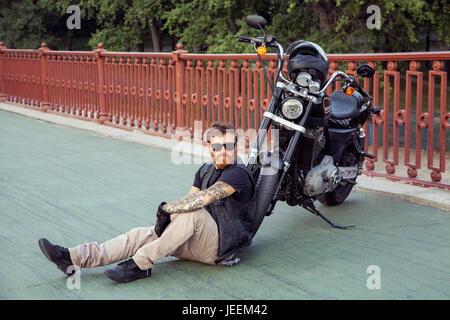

{"left": 303, "top": 201, "right": 355, "bottom": 230}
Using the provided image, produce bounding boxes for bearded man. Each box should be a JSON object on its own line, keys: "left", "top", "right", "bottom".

{"left": 38, "top": 121, "right": 256, "bottom": 283}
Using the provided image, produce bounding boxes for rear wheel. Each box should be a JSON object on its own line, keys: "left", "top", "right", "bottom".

{"left": 318, "top": 179, "right": 355, "bottom": 206}
{"left": 318, "top": 148, "right": 359, "bottom": 206}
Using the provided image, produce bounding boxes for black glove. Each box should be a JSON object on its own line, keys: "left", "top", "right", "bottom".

{"left": 154, "top": 202, "right": 171, "bottom": 237}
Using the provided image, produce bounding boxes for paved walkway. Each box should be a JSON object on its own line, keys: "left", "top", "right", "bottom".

{"left": 1, "top": 108, "right": 449, "bottom": 299}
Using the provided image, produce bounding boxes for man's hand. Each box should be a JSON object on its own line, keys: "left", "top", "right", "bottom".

{"left": 154, "top": 202, "right": 171, "bottom": 237}
{"left": 162, "top": 181, "right": 235, "bottom": 214}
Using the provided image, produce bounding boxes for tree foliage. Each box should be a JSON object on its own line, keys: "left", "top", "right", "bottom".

{"left": 0, "top": 0, "right": 65, "bottom": 49}
{"left": 0, "top": 0, "right": 448, "bottom": 53}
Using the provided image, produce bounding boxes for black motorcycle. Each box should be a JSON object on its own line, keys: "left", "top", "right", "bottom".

{"left": 237, "top": 15, "right": 380, "bottom": 232}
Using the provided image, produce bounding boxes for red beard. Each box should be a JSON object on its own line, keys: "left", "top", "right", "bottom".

{"left": 210, "top": 151, "right": 232, "bottom": 170}
{"left": 215, "top": 163, "right": 232, "bottom": 170}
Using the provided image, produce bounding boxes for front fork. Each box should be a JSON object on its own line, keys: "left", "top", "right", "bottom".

{"left": 246, "top": 95, "right": 279, "bottom": 167}
{"left": 247, "top": 91, "right": 314, "bottom": 208}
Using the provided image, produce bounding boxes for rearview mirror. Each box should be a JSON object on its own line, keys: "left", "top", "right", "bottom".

{"left": 357, "top": 64, "right": 375, "bottom": 78}
{"left": 246, "top": 15, "right": 267, "bottom": 30}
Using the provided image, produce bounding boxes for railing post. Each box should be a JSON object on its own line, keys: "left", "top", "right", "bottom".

{"left": 172, "top": 43, "right": 188, "bottom": 139}
{"left": 38, "top": 43, "right": 51, "bottom": 111}
{"left": 0, "top": 42, "right": 7, "bottom": 102}
{"left": 95, "top": 43, "right": 108, "bottom": 124}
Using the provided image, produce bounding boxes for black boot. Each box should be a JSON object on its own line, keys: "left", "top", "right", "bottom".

{"left": 38, "top": 238, "right": 75, "bottom": 276}
{"left": 104, "top": 258, "right": 151, "bottom": 283}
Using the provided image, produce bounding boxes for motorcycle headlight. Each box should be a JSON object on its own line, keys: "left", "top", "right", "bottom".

{"left": 281, "top": 98, "right": 304, "bottom": 120}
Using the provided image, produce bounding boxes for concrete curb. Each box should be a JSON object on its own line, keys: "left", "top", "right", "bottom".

{"left": 354, "top": 175, "right": 450, "bottom": 212}
{"left": 1, "top": 102, "right": 449, "bottom": 213}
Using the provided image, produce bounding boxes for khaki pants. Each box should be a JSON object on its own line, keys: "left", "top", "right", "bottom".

{"left": 68, "top": 208, "right": 220, "bottom": 270}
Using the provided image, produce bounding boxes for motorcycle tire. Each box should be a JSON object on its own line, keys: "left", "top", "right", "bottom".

{"left": 318, "top": 178, "right": 355, "bottom": 206}
{"left": 248, "top": 162, "right": 261, "bottom": 185}
{"left": 318, "top": 148, "right": 358, "bottom": 206}
{"left": 250, "top": 165, "right": 280, "bottom": 235}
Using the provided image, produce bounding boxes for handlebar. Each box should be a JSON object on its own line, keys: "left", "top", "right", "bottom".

{"left": 236, "top": 35, "right": 264, "bottom": 44}
{"left": 235, "top": 35, "right": 371, "bottom": 100}
{"left": 347, "top": 76, "right": 371, "bottom": 99}
{"left": 318, "top": 71, "right": 371, "bottom": 99}
{"left": 235, "top": 34, "right": 289, "bottom": 87}
{"left": 235, "top": 35, "right": 278, "bottom": 47}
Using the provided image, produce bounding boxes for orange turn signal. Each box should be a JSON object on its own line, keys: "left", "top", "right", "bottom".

{"left": 257, "top": 46, "right": 267, "bottom": 56}
{"left": 345, "top": 87, "right": 355, "bottom": 96}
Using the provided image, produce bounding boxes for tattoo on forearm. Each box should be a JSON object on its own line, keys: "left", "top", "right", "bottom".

{"left": 162, "top": 181, "right": 234, "bottom": 214}
{"left": 163, "top": 193, "right": 205, "bottom": 213}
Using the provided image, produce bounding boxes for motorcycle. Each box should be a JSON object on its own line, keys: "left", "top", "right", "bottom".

{"left": 237, "top": 15, "right": 380, "bottom": 232}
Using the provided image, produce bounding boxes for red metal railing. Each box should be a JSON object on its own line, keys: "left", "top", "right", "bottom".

{"left": 325, "top": 53, "right": 449, "bottom": 189}
{"left": 0, "top": 42, "right": 448, "bottom": 189}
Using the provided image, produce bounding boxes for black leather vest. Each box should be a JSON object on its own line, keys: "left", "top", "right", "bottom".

{"left": 199, "top": 157, "right": 256, "bottom": 264}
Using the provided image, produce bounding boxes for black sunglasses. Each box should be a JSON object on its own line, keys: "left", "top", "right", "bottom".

{"left": 209, "top": 142, "right": 236, "bottom": 152}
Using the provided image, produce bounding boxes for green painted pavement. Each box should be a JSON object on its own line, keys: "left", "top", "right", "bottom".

{"left": 0, "top": 109, "right": 449, "bottom": 300}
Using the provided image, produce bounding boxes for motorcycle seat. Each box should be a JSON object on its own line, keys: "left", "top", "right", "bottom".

{"left": 329, "top": 91, "right": 359, "bottom": 120}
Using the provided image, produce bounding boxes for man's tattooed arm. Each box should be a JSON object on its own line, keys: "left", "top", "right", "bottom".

{"left": 162, "top": 181, "right": 235, "bottom": 214}
{"left": 187, "top": 186, "right": 200, "bottom": 195}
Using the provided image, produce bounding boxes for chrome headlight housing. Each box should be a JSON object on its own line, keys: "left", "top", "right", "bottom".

{"left": 281, "top": 98, "right": 304, "bottom": 120}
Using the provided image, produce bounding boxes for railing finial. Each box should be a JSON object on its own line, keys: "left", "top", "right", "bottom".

{"left": 409, "top": 60, "right": 420, "bottom": 71}
{"left": 432, "top": 60, "right": 444, "bottom": 71}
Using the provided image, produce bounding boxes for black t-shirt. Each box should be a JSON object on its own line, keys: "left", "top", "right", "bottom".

{"left": 193, "top": 163, "right": 253, "bottom": 213}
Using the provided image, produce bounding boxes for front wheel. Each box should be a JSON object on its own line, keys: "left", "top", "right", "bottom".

{"left": 250, "top": 165, "right": 280, "bottom": 235}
